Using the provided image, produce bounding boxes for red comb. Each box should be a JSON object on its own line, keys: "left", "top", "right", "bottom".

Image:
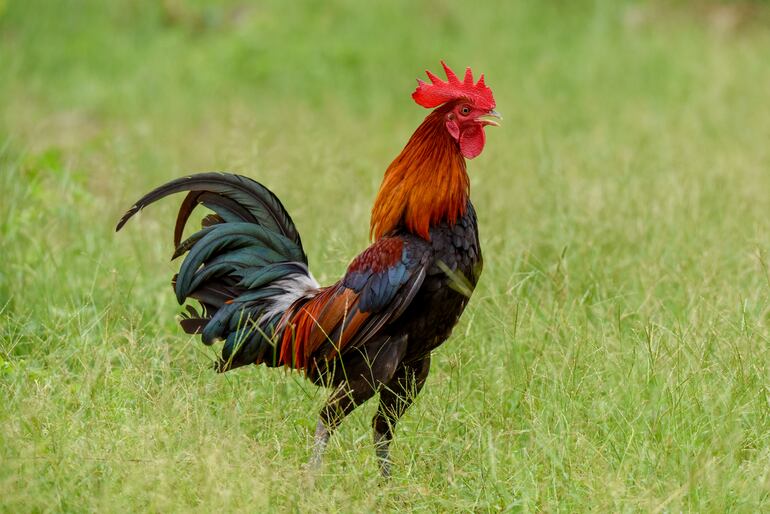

{"left": 412, "top": 61, "right": 495, "bottom": 110}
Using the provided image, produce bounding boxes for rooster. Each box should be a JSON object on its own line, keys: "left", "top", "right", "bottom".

{"left": 116, "top": 62, "right": 499, "bottom": 477}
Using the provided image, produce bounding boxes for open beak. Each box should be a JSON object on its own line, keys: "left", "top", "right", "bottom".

{"left": 477, "top": 109, "right": 502, "bottom": 127}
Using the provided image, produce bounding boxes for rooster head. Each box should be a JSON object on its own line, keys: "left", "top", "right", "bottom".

{"left": 412, "top": 61, "right": 500, "bottom": 159}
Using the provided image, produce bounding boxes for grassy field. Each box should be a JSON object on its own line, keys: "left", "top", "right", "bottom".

{"left": 2, "top": 0, "right": 770, "bottom": 511}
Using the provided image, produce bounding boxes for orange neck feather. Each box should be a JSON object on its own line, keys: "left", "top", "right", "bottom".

{"left": 370, "top": 107, "right": 469, "bottom": 241}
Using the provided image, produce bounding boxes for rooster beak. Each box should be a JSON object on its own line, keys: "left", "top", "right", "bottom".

{"left": 477, "top": 109, "right": 502, "bottom": 127}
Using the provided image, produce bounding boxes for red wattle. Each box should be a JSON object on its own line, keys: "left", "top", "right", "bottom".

{"left": 459, "top": 125, "right": 486, "bottom": 159}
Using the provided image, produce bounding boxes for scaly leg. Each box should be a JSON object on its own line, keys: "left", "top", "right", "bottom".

{"left": 372, "top": 355, "right": 431, "bottom": 478}
{"left": 307, "top": 381, "right": 375, "bottom": 469}
{"left": 308, "top": 419, "right": 331, "bottom": 470}
{"left": 307, "top": 335, "right": 408, "bottom": 470}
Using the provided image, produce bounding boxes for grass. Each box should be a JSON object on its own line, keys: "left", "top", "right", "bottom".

{"left": 2, "top": 0, "right": 770, "bottom": 511}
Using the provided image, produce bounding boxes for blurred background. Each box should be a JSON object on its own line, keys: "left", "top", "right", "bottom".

{"left": 1, "top": 0, "right": 770, "bottom": 511}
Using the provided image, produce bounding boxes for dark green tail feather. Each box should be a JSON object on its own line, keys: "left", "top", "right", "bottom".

{"left": 116, "top": 172, "right": 306, "bottom": 263}
{"left": 118, "top": 172, "right": 316, "bottom": 372}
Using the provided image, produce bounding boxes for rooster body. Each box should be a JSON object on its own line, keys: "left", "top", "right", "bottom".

{"left": 117, "top": 62, "right": 498, "bottom": 476}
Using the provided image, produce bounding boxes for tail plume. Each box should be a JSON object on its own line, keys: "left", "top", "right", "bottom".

{"left": 116, "top": 172, "right": 305, "bottom": 257}
{"left": 117, "top": 172, "right": 318, "bottom": 371}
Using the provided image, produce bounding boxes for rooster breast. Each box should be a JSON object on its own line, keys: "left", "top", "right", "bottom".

{"left": 390, "top": 201, "right": 483, "bottom": 361}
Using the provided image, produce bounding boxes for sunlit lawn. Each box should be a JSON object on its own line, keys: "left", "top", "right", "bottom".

{"left": 2, "top": 1, "right": 770, "bottom": 511}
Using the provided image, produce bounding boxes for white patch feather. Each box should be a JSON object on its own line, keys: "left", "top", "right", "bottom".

{"left": 257, "top": 270, "right": 320, "bottom": 323}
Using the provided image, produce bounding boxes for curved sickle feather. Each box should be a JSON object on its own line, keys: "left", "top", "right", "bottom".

{"left": 116, "top": 172, "right": 305, "bottom": 262}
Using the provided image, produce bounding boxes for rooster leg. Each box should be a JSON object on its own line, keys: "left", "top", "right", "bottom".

{"left": 372, "top": 355, "right": 431, "bottom": 478}
{"left": 309, "top": 419, "right": 332, "bottom": 469}
{"left": 307, "top": 381, "right": 375, "bottom": 470}
{"left": 308, "top": 335, "right": 408, "bottom": 471}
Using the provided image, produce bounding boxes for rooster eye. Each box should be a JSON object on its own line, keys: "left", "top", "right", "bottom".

{"left": 460, "top": 106, "right": 471, "bottom": 116}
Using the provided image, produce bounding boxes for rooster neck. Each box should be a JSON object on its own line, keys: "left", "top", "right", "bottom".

{"left": 370, "top": 108, "right": 469, "bottom": 241}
